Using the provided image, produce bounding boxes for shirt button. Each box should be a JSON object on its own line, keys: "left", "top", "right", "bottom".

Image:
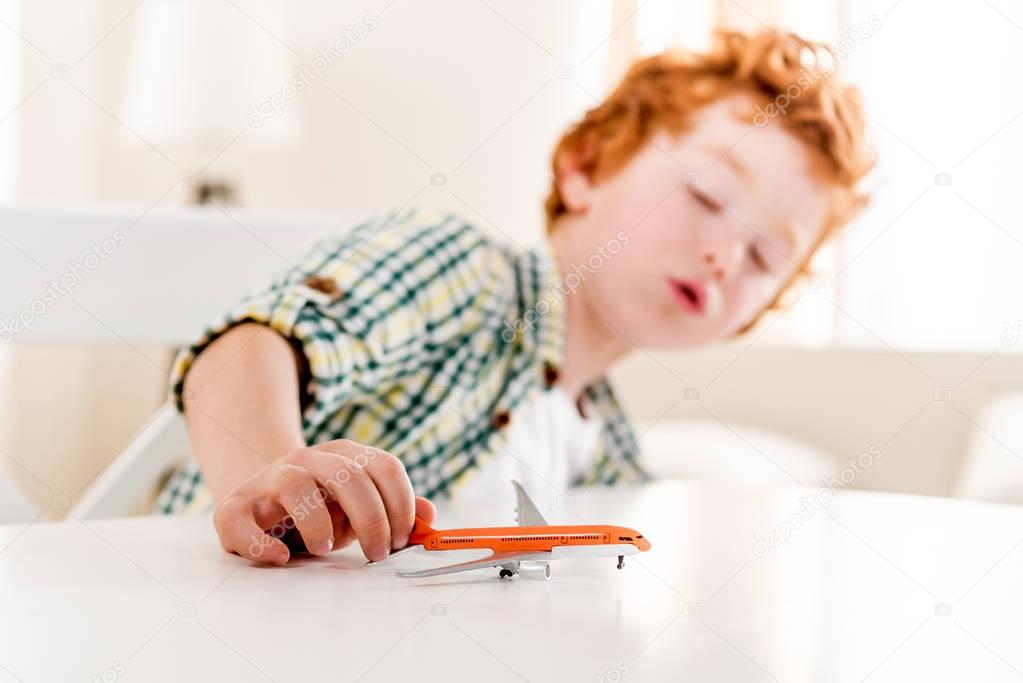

{"left": 542, "top": 361, "right": 560, "bottom": 388}
{"left": 304, "top": 276, "right": 340, "bottom": 299}
{"left": 491, "top": 410, "right": 511, "bottom": 429}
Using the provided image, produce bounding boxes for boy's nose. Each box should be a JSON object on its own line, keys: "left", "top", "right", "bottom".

{"left": 701, "top": 239, "right": 744, "bottom": 281}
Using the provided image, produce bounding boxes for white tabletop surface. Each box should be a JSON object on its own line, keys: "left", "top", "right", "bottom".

{"left": 2, "top": 479, "right": 1023, "bottom": 682}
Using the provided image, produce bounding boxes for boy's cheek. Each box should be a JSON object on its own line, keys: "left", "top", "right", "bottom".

{"left": 728, "top": 279, "right": 778, "bottom": 330}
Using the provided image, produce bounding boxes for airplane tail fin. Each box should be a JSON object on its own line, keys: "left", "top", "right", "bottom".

{"left": 511, "top": 480, "right": 550, "bottom": 527}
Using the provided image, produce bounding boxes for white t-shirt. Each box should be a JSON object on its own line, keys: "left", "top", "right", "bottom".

{"left": 453, "top": 387, "right": 603, "bottom": 513}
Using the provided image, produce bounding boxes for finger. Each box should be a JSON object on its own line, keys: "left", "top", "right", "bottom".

{"left": 415, "top": 496, "right": 437, "bottom": 526}
{"left": 274, "top": 465, "right": 335, "bottom": 556}
{"left": 216, "top": 498, "right": 290, "bottom": 565}
{"left": 326, "top": 499, "right": 356, "bottom": 551}
{"left": 308, "top": 455, "right": 391, "bottom": 562}
{"left": 313, "top": 442, "right": 414, "bottom": 550}
{"left": 363, "top": 452, "right": 416, "bottom": 549}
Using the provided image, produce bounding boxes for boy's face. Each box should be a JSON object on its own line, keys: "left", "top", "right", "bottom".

{"left": 556, "top": 93, "right": 835, "bottom": 349}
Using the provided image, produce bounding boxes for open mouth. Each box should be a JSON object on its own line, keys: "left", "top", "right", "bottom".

{"left": 669, "top": 278, "right": 706, "bottom": 314}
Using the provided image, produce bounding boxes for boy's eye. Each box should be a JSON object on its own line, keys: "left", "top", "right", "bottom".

{"left": 690, "top": 188, "right": 723, "bottom": 213}
{"left": 750, "top": 244, "right": 771, "bottom": 272}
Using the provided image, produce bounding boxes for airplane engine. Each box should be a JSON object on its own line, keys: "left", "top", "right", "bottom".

{"left": 518, "top": 561, "right": 551, "bottom": 580}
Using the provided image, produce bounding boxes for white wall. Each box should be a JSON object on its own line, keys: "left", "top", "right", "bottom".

{"left": 19, "top": 0, "right": 618, "bottom": 232}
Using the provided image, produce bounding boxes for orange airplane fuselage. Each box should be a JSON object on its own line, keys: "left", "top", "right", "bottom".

{"left": 408, "top": 517, "right": 652, "bottom": 555}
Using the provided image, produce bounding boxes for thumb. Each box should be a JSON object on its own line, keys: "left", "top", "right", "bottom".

{"left": 414, "top": 495, "right": 437, "bottom": 525}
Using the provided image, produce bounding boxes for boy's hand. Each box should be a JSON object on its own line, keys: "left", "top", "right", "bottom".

{"left": 212, "top": 439, "right": 436, "bottom": 566}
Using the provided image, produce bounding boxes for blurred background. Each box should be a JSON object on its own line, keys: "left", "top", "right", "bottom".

{"left": 1, "top": 0, "right": 1022, "bottom": 518}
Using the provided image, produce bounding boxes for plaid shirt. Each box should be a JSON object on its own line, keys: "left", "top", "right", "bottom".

{"left": 155, "top": 207, "right": 649, "bottom": 514}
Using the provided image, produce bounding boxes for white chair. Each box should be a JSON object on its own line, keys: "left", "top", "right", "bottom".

{"left": 0, "top": 202, "right": 334, "bottom": 519}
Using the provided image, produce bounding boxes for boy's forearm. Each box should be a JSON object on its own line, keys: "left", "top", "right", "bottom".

{"left": 181, "top": 323, "right": 307, "bottom": 504}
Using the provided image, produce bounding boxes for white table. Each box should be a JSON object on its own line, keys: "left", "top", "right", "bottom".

{"left": 2, "top": 480, "right": 1023, "bottom": 682}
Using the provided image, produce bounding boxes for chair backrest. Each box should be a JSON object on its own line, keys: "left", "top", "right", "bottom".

{"left": 0, "top": 202, "right": 335, "bottom": 345}
{"left": 0, "top": 203, "right": 337, "bottom": 520}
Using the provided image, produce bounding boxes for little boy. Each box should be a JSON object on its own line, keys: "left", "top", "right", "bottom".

{"left": 158, "top": 30, "right": 872, "bottom": 565}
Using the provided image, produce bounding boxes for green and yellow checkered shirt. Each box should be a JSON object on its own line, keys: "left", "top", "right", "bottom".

{"left": 155, "top": 207, "right": 649, "bottom": 514}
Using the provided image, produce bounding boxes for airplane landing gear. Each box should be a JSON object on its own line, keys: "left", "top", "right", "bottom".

{"left": 617, "top": 555, "right": 624, "bottom": 569}
{"left": 499, "top": 568, "right": 517, "bottom": 579}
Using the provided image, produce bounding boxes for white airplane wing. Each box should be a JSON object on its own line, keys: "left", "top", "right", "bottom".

{"left": 511, "top": 480, "right": 549, "bottom": 527}
{"left": 397, "top": 550, "right": 551, "bottom": 579}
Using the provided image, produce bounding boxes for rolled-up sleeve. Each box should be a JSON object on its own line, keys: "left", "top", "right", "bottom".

{"left": 168, "top": 280, "right": 377, "bottom": 417}
{"left": 168, "top": 210, "right": 497, "bottom": 431}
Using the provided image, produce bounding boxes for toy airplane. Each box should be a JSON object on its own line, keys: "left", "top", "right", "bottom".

{"left": 378, "top": 481, "right": 651, "bottom": 580}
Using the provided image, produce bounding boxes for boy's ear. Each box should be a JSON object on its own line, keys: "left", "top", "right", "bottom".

{"left": 556, "top": 137, "right": 598, "bottom": 214}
